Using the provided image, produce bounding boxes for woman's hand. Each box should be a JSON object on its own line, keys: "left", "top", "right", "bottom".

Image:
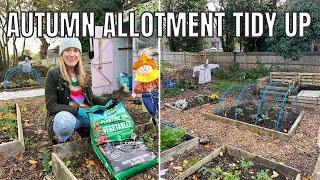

{"left": 78, "top": 108, "right": 91, "bottom": 119}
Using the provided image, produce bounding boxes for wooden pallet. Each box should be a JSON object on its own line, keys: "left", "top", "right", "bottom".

{"left": 269, "top": 72, "right": 298, "bottom": 85}
{"left": 299, "top": 73, "right": 320, "bottom": 85}
{"left": 288, "top": 96, "right": 320, "bottom": 107}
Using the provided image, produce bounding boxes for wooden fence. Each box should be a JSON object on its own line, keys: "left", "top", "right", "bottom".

{"left": 162, "top": 51, "right": 320, "bottom": 72}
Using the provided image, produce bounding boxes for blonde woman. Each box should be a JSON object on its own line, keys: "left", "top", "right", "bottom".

{"left": 45, "top": 38, "right": 116, "bottom": 144}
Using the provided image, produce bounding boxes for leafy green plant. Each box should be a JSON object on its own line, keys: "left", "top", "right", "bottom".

{"left": 200, "top": 166, "right": 241, "bottom": 180}
{"left": 272, "top": 105, "right": 280, "bottom": 111}
{"left": 249, "top": 114, "right": 256, "bottom": 120}
{"left": 261, "top": 114, "right": 270, "bottom": 121}
{"left": 235, "top": 108, "right": 244, "bottom": 116}
{"left": 160, "top": 128, "right": 186, "bottom": 152}
{"left": 0, "top": 108, "right": 17, "bottom": 140}
{"left": 141, "top": 133, "right": 155, "bottom": 151}
{"left": 0, "top": 106, "right": 11, "bottom": 113}
{"left": 239, "top": 158, "right": 254, "bottom": 171}
{"left": 212, "top": 166, "right": 224, "bottom": 176}
{"left": 228, "top": 163, "right": 238, "bottom": 171}
{"left": 199, "top": 166, "right": 223, "bottom": 178}
{"left": 40, "top": 147, "right": 52, "bottom": 172}
{"left": 0, "top": 119, "right": 17, "bottom": 139}
{"left": 8, "top": 81, "right": 19, "bottom": 88}
{"left": 223, "top": 171, "right": 241, "bottom": 180}
{"left": 64, "top": 160, "right": 76, "bottom": 168}
{"left": 25, "top": 79, "right": 36, "bottom": 86}
{"left": 161, "top": 60, "right": 175, "bottom": 73}
{"left": 135, "top": 0, "right": 158, "bottom": 16}
{"left": 211, "top": 61, "right": 273, "bottom": 83}
{"left": 188, "top": 156, "right": 202, "bottom": 168}
{"left": 162, "top": 85, "right": 181, "bottom": 98}
{"left": 195, "top": 94, "right": 205, "bottom": 103}
{"left": 251, "top": 169, "right": 271, "bottom": 180}
{"left": 211, "top": 80, "right": 236, "bottom": 95}
{"left": 24, "top": 136, "right": 32, "bottom": 148}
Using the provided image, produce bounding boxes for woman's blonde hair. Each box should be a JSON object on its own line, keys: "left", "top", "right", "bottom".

{"left": 59, "top": 55, "right": 87, "bottom": 87}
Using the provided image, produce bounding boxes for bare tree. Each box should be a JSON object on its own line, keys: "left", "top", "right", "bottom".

{"left": 0, "top": 0, "right": 31, "bottom": 68}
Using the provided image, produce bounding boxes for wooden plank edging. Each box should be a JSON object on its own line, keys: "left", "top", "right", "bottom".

{"left": 174, "top": 145, "right": 301, "bottom": 180}
{"left": 0, "top": 103, "right": 25, "bottom": 158}
{"left": 52, "top": 152, "right": 77, "bottom": 180}
{"left": 203, "top": 111, "right": 305, "bottom": 139}
{"left": 161, "top": 136, "right": 199, "bottom": 164}
{"left": 16, "top": 104, "right": 24, "bottom": 149}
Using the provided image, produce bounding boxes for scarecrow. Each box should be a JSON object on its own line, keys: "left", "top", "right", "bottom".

{"left": 132, "top": 50, "right": 159, "bottom": 126}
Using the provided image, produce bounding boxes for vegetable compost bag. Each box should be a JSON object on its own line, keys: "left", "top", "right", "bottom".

{"left": 89, "top": 103, "right": 135, "bottom": 144}
{"left": 89, "top": 102, "right": 158, "bottom": 180}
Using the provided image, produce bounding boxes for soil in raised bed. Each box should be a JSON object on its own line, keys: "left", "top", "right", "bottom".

{"left": 64, "top": 148, "right": 158, "bottom": 180}
{"left": 161, "top": 145, "right": 215, "bottom": 179}
{"left": 188, "top": 153, "right": 290, "bottom": 180}
{"left": 220, "top": 102, "right": 300, "bottom": 133}
{"left": 0, "top": 105, "right": 17, "bottom": 144}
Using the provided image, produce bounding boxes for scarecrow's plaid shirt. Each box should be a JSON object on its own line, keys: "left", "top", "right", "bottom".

{"left": 133, "top": 79, "right": 158, "bottom": 94}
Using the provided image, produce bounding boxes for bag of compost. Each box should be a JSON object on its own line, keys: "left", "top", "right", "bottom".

{"left": 99, "top": 140, "right": 157, "bottom": 173}
{"left": 89, "top": 102, "right": 158, "bottom": 180}
{"left": 89, "top": 103, "right": 135, "bottom": 144}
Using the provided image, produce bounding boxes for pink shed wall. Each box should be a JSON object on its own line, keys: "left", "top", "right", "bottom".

{"left": 91, "top": 27, "right": 113, "bottom": 96}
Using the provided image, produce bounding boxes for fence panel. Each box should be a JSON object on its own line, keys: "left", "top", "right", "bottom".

{"left": 162, "top": 51, "right": 320, "bottom": 72}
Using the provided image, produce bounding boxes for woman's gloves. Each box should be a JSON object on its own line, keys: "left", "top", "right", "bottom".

{"left": 77, "top": 98, "right": 118, "bottom": 119}
{"left": 78, "top": 108, "right": 91, "bottom": 119}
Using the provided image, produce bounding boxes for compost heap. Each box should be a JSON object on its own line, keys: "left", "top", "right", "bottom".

{"left": 89, "top": 102, "right": 158, "bottom": 180}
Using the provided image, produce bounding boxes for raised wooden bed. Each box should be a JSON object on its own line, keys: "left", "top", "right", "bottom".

{"left": 0, "top": 103, "right": 25, "bottom": 158}
{"left": 1, "top": 85, "right": 43, "bottom": 92}
{"left": 52, "top": 122, "right": 157, "bottom": 180}
{"left": 161, "top": 134, "right": 199, "bottom": 164}
{"left": 52, "top": 138, "right": 90, "bottom": 180}
{"left": 203, "top": 110, "right": 305, "bottom": 139}
{"left": 175, "top": 145, "right": 301, "bottom": 180}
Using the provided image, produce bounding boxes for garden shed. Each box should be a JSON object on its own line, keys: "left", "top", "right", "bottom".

{"left": 90, "top": 26, "right": 133, "bottom": 96}
{"left": 91, "top": 20, "right": 158, "bottom": 96}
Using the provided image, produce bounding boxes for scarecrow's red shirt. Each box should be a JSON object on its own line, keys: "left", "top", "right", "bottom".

{"left": 134, "top": 79, "right": 158, "bottom": 94}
